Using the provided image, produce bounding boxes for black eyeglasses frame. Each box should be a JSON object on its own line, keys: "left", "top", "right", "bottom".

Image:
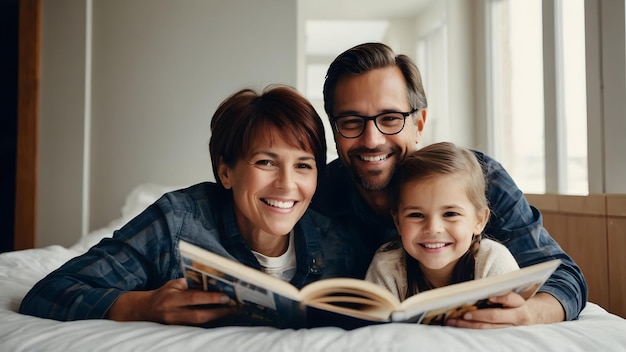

{"left": 332, "top": 108, "right": 419, "bottom": 139}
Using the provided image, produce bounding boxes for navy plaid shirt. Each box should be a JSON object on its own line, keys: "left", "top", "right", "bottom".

{"left": 19, "top": 183, "right": 357, "bottom": 321}
{"left": 312, "top": 152, "right": 588, "bottom": 321}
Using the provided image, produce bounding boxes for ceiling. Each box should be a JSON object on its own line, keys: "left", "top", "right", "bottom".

{"left": 302, "top": 0, "right": 433, "bottom": 20}
{"left": 301, "top": 0, "right": 434, "bottom": 56}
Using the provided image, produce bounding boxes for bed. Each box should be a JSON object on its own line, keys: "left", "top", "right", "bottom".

{"left": 2, "top": 185, "right": 626, "bottom": 352}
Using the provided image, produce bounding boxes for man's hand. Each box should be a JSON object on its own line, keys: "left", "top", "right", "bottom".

{"left": 106, "top": 278, "right": 235, "bottom": 325}
{"left": 445, "top": 292, "right": 565, "bottom": 329}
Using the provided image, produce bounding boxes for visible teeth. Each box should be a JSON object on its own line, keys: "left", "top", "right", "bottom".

{"left": 263, "top": 199, "right": 295, "bottom": 209}
{"left": 361, "top": 154, "right": 389, "bottom": 162}
{"left": 422, "top": 243, "right": 447, "bottom": 249}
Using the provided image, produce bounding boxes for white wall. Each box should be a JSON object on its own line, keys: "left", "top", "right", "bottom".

{"left": 404, "top": 0, "right": 474, "bottom": 149}
{"left": 38, "top": 0, "right": 299, "bottom": 247}
{"left": 592, "top": 0, "right": 626, "bottom": 193}
{"left": 444, "top": 0, "right": 474, "bottom": 149}
{"left": 39, "top": 0, "right": 88, "bottom": 248}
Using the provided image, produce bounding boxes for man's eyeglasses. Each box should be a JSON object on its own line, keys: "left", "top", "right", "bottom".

{"left": 332, "top": 109, "right": 418, "bottom": 139}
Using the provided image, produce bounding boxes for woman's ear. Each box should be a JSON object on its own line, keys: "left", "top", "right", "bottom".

{"left": 217, "top": 158, "right": 232, "bottom": 190}
{"left": 474, "top": 208, "right": 490, "bottom": 234}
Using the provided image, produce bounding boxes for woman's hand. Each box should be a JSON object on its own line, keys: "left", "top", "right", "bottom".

{"left": 106, "top": 278, "right": 235, "bottom": 325}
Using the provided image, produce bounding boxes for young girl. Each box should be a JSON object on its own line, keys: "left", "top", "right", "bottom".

{"left": 366, "top": 142, "right": 519, "bottom": 302}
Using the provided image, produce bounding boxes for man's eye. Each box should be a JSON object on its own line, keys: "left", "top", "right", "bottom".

{"left": 378, "top": 114, "right": 403, "bottom": 125}
{"left": 338, "top": 117, "right": 363, "bottom": 129}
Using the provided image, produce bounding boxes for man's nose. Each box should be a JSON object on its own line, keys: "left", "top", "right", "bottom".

{"left": 360, "top": 120, "right": 386, "bottom": 147}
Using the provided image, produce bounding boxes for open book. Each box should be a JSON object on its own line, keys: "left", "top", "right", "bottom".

{"left": 179, "top": 240, "right": 561, "bottom": 329}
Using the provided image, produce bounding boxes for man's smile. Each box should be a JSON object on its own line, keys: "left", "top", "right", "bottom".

{"left": 359, "top": 154, "right": 391, "bottom": 162}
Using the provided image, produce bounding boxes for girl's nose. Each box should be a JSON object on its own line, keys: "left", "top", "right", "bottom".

{"left": 425, "top": 217, "right": 443, "bottom": 234}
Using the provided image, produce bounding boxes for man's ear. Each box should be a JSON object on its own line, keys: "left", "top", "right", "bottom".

{"left": 415, "top": 109, "right": 427, "bottom": 143}
{"left": 217, "top": 158, "right": 232, "bottom": 190}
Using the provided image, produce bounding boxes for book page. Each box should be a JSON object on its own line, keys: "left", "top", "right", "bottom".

{"left": 307, "top": 301, "right": 393, "bottom": 322}
{"left": 179, "top": 241, "right": 300, "bottom": 300}
{"left": 180, "top": 241, "right": 307, "bottom": 327}
{"left": 296, "top": 277, "right": 403, "bottom": 321}
{"left": 394, "top": 259, "right": 561, "bottom": 323}
{"left": 300, "top": 278, "right": 400, "bottom": 309}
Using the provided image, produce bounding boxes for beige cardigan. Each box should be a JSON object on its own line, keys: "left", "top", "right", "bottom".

{"left": 365, "top": 238, "right": 520, "bottom": 301}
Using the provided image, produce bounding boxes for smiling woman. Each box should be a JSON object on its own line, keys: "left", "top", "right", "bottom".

{"left": 18, "top": 85, "right": 357, "bottom": 327}
{"left": 211, "top": 88, "right": 323, "bottom": 258}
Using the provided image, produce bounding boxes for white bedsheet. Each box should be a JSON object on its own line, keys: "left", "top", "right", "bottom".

{"left": 3, "top": 185, "right": 626, "bottom": 351}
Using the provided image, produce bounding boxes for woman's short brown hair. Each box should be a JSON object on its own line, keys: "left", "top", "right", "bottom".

{"left": 209, "top": 85, "right": 327, "bottom": 188}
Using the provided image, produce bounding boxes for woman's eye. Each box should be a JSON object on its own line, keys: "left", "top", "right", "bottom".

{"left": 255, "top": 159, "right": 274, "bottom": 167}
{"left": 444, "top": 211, "right": 460, "bottom": 217}
{"left": 296, "top": 163, "right": 314, "bottom": 170}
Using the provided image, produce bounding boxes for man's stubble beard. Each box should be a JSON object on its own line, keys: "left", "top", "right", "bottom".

{"left": 352, "top": 159, "right": 398, "bottom": 192}
{"left": 338, "top": 145, "right": 402, "bottom": 192}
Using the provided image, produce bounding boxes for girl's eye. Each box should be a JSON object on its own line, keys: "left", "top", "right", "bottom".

{"left": 407, "top": 212, "right": 424, "bottom": 218}
{"left": 444, "top": 211, "right": 460, "bottom": 217}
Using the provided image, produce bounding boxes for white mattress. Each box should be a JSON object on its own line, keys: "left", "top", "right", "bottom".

{"left": 3, "top": 184, "right": 625, "bottom": 351}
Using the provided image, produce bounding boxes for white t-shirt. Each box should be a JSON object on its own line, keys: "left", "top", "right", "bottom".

{"left": 252, "top": 231, "right": 297, "bottom": 281}
{"left": 365, "top": 238, "right": 520, "bottom": 301}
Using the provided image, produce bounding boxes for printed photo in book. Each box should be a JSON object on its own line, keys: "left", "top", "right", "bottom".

{"left": 179, "top": 240, "right": 562, "bottom": 329}
{"left": 182, "top": 251, "right": 305, "bottom": 328}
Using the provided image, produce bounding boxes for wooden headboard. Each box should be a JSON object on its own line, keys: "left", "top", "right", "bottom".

{"left": 14, "top": 0, "right": 40, "bottom": 250}
{"left": 525, "top": 193, "right": 626, "bottom": 319}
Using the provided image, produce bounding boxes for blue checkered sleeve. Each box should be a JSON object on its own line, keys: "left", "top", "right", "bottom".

{"left": 19, "top": 203, "right": 180, "bottom": 321}
{"left": 477, "top": 151, "right": 588, "bottom": 320}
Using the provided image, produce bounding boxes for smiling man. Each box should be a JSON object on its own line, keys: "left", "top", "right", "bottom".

{"left": 311, "top": 42, "right": 587, "bottom": 329}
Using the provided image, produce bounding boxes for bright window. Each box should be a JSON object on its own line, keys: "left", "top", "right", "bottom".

{"left": 558, "top": 0, "right": 588, "bottom": 195}
{"left": 488, "top": 0, "right": 545, "bottom": 193}
{"left": 488, "top": 0, "right": 588, "bottom": 194}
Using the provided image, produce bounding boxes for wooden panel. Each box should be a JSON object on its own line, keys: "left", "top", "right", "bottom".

{"left": 564, "top": 213, "right": 609, "bottom": 310}
{"left": 558, "top": 194, "right": 606, "bottom": 216}
{"left": 608, "top": 218, "right": 626, "bottom": 318}
{"left": 525, "top": 194, "right": 610, "bottom": 312}
{"left": 541, "top": 211, "right": 569, "bottom": 252}
{"left": 607, "top": 195, "right": 626, "bottom": 318}
{"left": 607, "top": 195, "right": 626, "bottom": 217}
{"left": 526, "top": 193, "right": 568, "bottom": 248}
{"left": 14, "top": 0, "right": 41, "bottom": 250}
{"left": 526, "top": 193, "right": 559, "bottom": 212}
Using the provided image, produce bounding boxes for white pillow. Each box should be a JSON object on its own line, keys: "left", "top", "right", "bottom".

{"left": 70, "top": 183, "right": 182, "bottom": 253}
{"left": 120, "top": 183, "right": 183, "bottom": 219}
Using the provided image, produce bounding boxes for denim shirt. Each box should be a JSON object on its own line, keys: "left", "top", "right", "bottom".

{"left": 312, "top": 153, "right": 588, "bottom": 321}
{"left": 19, "top": 182, "right": 356, "bottom": 321}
